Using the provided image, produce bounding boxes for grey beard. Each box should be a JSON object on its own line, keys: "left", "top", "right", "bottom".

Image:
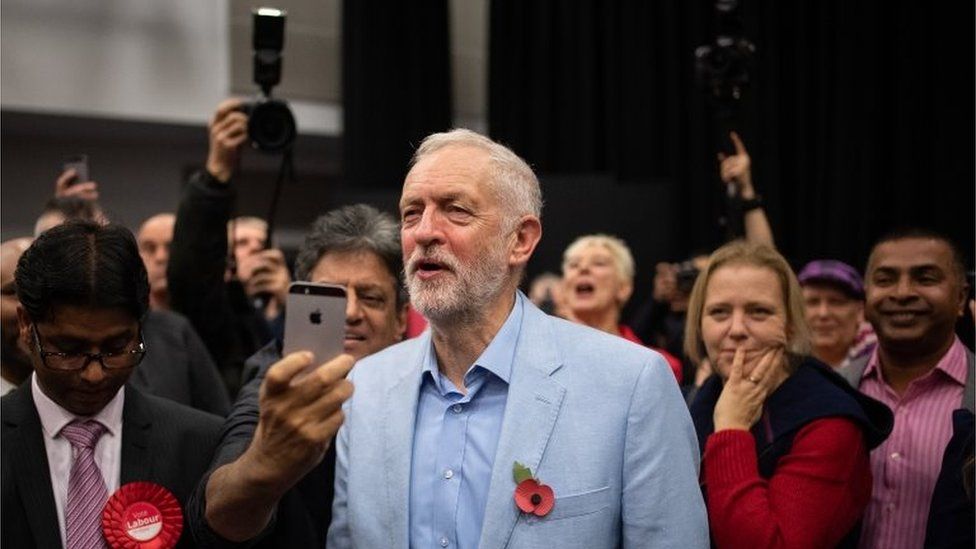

{"left": 407, "top": 254, "right": 510, "bottom": 326}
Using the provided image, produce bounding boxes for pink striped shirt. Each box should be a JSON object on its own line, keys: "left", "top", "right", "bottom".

{"left": 856, "top": 337, "right": 968, "bottom": 549}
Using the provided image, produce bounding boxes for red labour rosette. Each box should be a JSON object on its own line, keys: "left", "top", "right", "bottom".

{"left": 101, "top": 482, "right": 183, "bottom": 549}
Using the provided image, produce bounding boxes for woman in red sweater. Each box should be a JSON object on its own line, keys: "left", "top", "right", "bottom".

{"left": 561, "top": 234, "right": 683, "bottom": 382}
{"left": 685, "top": 241, "right": 892, "bottom": 549}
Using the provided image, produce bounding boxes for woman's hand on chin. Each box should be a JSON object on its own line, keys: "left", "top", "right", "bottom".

{"left": 713, "top": 346, "right": 787, "bottom": 431}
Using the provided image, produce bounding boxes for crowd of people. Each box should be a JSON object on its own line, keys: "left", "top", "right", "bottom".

{"left": 0, "top": 99, "right": 972, "bottom": 549}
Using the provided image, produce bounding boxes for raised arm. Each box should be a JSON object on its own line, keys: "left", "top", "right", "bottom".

{"left": 719, "top": 131, "right": 775, "bottom": 247}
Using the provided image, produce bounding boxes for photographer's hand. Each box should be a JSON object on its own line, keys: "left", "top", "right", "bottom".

{"left": 239, "top": 248, "right": 291, "bottom": 319}
{"left": 717, "top": 131, "right": 755, "bottom": 199}
{"left": 718, "top": 131, "right": 775, "bottom": 247}
{"left": 206, "top": 99, "right": 249, "bottom": 183}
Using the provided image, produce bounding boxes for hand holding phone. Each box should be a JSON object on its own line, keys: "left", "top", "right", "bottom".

{"left": 56, "top": 154, "right": 99, "bottom": 200}
{"left": 62, "top": 154, "right": 89, "bottom": 184}
{"left": 283, "top": 282, "right": 347, "bottom": 379}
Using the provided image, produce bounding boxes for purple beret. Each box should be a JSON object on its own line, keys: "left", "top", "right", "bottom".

{"left": 798, "top": 260, "right": 865, "bottom": 299}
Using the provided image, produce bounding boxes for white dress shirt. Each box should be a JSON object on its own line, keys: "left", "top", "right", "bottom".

{"left": 0, "top": 375, "right": 16, "bottom": 396}
{"left": 32, "top": 373, "right": 124, "bottom": 547}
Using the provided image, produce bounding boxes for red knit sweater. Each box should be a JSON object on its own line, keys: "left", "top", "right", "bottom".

{"left": 703, "top": 417, "right": 872, "bottom": 549}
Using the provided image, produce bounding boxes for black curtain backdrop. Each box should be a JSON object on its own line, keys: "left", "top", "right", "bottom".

{"left": 342, "top": 0, "right": 452, "bottom": 189}
{"left": 489, "top": 0, "right": 975, "bottom": 271}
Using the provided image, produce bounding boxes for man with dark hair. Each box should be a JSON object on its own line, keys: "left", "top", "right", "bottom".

{"left": 1, "top": 221, "right": 224, "bottom": 548}
{"left": 29, "top": 204, "right": 230, "bottom": 415}
{"left": 839, "top": 228, "right": 974, "bottom": 549}
{"left": 189, "top": 204, "right": 407, "bottom": 548}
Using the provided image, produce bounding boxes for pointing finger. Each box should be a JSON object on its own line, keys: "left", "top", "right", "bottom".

{"left": 729, "top": 131, "right": 747, "bottom": 155}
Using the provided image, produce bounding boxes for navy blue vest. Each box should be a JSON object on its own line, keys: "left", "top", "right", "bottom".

{"left": 690, "top": 357, "right": 893, "bottom": 548}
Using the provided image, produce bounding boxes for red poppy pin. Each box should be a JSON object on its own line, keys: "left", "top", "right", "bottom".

{"left": 102, "top": 481, "right": 183, "bottom": 549}
{"left": 513, "top": 461, "right": 554, "bottom": 517}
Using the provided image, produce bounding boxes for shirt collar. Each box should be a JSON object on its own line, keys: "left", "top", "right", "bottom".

{"left": 863, "top": 335, "right": 968, "bottom": 386}
{"left": 31, "top": 372, "right": 125, "bottom": 440}
{"left": 422, "top": 291, "right": 525, "bottom": 391}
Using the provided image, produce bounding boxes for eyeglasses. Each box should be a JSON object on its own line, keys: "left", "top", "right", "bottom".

{"left": 31, "top": 324, "right": 146, "bottom": 371}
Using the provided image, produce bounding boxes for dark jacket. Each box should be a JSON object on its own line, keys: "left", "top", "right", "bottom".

{"left": 168, "top": 169, "right": 273, "bottom": 399}
{"left": 134, "top": 309, "right": 231, "bottom": 416}
{"left": 2, "top": 383, "right": 223, "bottom": 548}
{"left": 187, "top": 341, "right": 335, "bottom": 549}
{"left": 924, "top": 408, "right": 975, "bottom": 549}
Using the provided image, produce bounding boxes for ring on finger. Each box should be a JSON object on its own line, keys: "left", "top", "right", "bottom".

{"left": 747, "top": 376, "right": 760, "bottom": 384}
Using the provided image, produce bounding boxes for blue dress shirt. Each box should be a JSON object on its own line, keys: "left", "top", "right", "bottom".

{"left": 408, "top": 293, "right": 524, "bottom": 549}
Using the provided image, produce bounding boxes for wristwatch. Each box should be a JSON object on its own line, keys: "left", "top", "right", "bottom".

{"left": 741, "top": 195, "right": 763, "bottom": 212}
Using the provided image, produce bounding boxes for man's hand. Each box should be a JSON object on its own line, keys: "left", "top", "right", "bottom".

{"left": 206, "top": 98, "right": 249, "bottom": 183}
{"left": 247, "top": 351, "right": 354, "bottom": 485}
{"left": 204, "top": 352, "right": 355, "bottom": 541}
{"left": 717, "top": 131, "right": 756, "bottom": 199}
{"left": 54, "top": 169, "right": 99, "bottom": 201}
{"left": 238, "top": 248, "right": 291, "bottom": 309}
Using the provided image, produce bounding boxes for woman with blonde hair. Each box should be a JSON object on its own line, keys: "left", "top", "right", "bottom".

{"left": 685, "top": 240, "right": 892, "bottom": 548}
{"left": 561, "top": 234, "right": 682, "bottom": 381}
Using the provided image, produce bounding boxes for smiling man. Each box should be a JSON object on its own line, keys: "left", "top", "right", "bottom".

{"left": 328, "top": 129, "right": 706, "bottom": 549}
{"left": 1, "top": 221, "right": 222, "bottom": 548}
{"left": 839, "top": 228, "right": 974, "bottom": 549}
{"left": 190, "top": 204, "right": 407, "bottom": 548}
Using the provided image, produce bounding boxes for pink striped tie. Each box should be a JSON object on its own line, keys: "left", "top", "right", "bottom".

{"left": 61, "top": 420, "right": 109, "bottom": 549}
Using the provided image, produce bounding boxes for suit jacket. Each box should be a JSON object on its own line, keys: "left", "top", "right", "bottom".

{"left": 2, "top": 383, "right": 223, "bottom": 549}
{"left": 134, "top": 309, "right": 232, "bottom": 416}
{"left": 327, "top": 297, "right": 709, "bottom": 549}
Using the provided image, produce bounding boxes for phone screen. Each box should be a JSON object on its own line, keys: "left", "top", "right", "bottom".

{"left": 283, "top": 282, "right": 347, "bottom": 375}
{"left": 62, "top": 154, "right": 89, "bottom": 185}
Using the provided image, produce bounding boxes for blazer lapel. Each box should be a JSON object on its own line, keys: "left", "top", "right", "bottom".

{"left": 119, "top": 387, "right": 153, "bottom": 484}
{"left": 4, "top": 384, "right": 63, "bottom": 548}
{"left": 478, "top": 305, "right": 565, "bottom": 549}
{"left": 382, "top": 333, "right": 428, "bottom": 549}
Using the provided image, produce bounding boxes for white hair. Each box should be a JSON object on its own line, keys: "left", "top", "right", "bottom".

{"left": 412, "top": 129, "right": 543, "bottom": 225}
{"left": 562, "top": 234, "right": 636, "bottom": 283}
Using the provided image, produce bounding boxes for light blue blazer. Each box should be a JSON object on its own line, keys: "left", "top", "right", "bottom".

{"left": 327, "top": 298, "right": 709, "bottom": 549}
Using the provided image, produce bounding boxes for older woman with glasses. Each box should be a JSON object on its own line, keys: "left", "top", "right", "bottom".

{"left": 685, "top": 240, "right": 892, "bottom": 549}
{"left": 561, "top": 234, "right": 682, "bottom": 382}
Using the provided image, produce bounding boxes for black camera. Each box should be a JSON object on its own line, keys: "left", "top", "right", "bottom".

{"left": 675, "top": 261, "right": 701, "bottom": 296}
{"left": 243, "top": 8, "right": 296, "bottom": 154}
{"left": 694, "top": 0, "right": 755, "bottom": 107}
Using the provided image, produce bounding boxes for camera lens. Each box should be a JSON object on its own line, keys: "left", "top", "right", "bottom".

{"left": 247, "top": 99, "right": 296, "bottom": 153}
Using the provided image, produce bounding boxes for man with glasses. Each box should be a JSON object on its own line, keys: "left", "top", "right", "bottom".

{"left": 2, "top": 221, "right": 224, "bottom": 548}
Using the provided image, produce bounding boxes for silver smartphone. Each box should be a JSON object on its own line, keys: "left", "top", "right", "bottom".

{"left": 283, "top": 282, "right": 347, "bottom": 375}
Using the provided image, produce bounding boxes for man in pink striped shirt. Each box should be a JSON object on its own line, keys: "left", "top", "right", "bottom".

{"left": 840, "top": 228, "right": 974, "bottom": 549}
